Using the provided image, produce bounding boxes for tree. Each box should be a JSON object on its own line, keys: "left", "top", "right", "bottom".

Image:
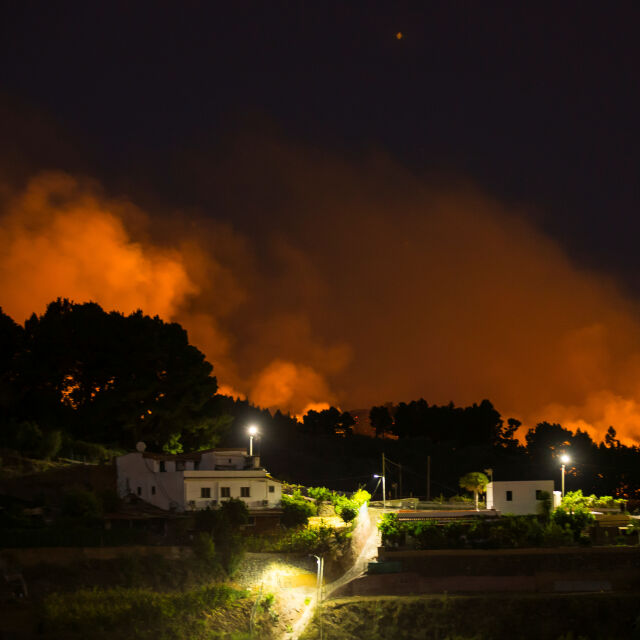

{"left": 459, "top": 471, "right": 489, "bottom": 511}
{"left": 10, "top": 299, "right": 228, "bottom": 453}
{"left": 369, "top": 405, "right": 393, "bottom": 438}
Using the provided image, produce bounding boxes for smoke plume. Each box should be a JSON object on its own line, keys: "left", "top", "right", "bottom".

{"left": 2, "top": 140, "right": 640, "bottom": 445}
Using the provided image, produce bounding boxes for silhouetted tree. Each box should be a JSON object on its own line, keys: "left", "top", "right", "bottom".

{"left": 369, "top": 405, "right": 393, "bottom": 438}
{"left": 6, "top": 299, "right": 226, "bottom": 452}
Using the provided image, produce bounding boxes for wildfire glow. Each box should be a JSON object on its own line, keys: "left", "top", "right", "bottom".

{"left": 4, "top": 140, "right": 640, "bottom": 446}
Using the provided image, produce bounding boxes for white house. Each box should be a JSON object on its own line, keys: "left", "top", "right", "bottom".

{"left": 486, "top": 480, "right": 561, "bottom": 515}
{"left": 116, "top": 447, "right": 282, "bottom": 517}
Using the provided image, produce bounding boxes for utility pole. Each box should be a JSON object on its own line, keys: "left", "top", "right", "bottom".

{"left": 382, "top": 453, "right": 386, "bottom": 509}
{"left": 399, "top": 463, "right": 403, "bottom": 498}
{"left": 427, "top": 456, "right": 431, "bottom": 501}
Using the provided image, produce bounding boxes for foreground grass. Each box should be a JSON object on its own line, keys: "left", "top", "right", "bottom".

{"left": 300, "top": 593, "right": 640, "bottom": 640}
{"left": 40, "top": 584, "right": 275, "bottom": 640}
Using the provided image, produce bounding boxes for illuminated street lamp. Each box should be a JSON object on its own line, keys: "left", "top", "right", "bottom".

{"left": 560, "top": 453, "right": 570, "bottom": 497}
{"left": 248, "top": 425, "right": 258, "bottom": 456}
{"left": 374, "top": 474, "right": 386, "bottom": 510}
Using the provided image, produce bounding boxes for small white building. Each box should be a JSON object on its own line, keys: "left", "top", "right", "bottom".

{"left": 486, "top": 480, "right": 561, "bottom": 515}
{"left": 116, "top": 447, "right": 282, "bottom": 515}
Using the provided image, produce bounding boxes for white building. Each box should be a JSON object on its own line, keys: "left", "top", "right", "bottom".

{"left": 116, "top": 447, "right": 282, "bottom": 515}
{"left": 486, "top": 480, "right": 561, "bottom": 515}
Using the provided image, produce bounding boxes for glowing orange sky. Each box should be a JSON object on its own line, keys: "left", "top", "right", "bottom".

{"left": 3, "top": 146, "right": 640, "bottom": 445}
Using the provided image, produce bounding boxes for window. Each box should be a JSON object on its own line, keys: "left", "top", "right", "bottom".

{"left": 535, "top": 490, "right": 543, "bottom": 500}
{"left": 176, "top": 460, "right": 185, "bottom": 471}
{"left": 221, "top": 487, "right": 230, "bottom": 498}
{"left": 151, "top": 486, "right": 156, "bottom": 495}
{"left": 505, "top": 490, "right": 512, "bottom": 501}
{"left": 159, "top": 461, "right": 166, "bottom": 472}
{"left": 268, "top": 485, "right": 275, "bottom": 493}
{"left": 241, "top": 487, "right": 250, "bottom": 497}
{"left": 137, "top": 486, "right": 142, "bottom": 496}
{"left": 201, "top": 487, "right": 211, "bottom": 498}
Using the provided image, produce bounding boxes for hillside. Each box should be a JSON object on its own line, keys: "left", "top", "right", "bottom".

{"left": 299, "top": 593, "right": 640, "bottom": 640}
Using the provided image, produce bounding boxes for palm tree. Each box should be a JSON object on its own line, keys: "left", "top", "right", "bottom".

{"left": 459, "top": 471, "right": 489, "bottom": 511}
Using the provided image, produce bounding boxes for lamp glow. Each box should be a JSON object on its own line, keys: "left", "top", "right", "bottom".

{"left": 248, "top": 425, "right": 259, "bottom": 456}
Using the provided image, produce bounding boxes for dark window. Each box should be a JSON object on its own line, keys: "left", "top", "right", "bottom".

{"left": 201, "top": 487, "right": 211, "bottom": 498}
{"left": 221, "top": 487, "right": 230, "bottom": 498}
{"left": 268, "top": 485, "right": 275, "bottom": 493}
{"left": 506, "top": 490, "right": 512, "bottom": 501}
{"left": 159, "top": 461, "right": 166, "bottom": 472}
{"left": 241, "top": 487, "right": 250, "bottom": 497}
{"left": 228, "top": 458, "right": 232, "bottom": 463}
{"left": 151, "top": 486, "right": 156, "bottom": 495}
{"left": 176, "top": 461, "right": 185, "bottom": 471}
{"left": 536, "top": 490, "right": 543, "bottom": 500}
{"left": 137, "top": 486, "right": 142, "bottom": 496}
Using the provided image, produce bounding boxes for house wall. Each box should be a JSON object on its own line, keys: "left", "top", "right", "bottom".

{"left": 184, "top": 475, "right": 282, "bottom": 510}
{"left": 200, "top": 450, "right": 250, "bottom": 470}
{"left": 116, "top": 453, "right": 185, "bottom": 511}
{"left": 486, "top": 480, "right": 555, "bottom": 515}
{"left": 116, "top": 452, "right": 282, "bottom": 512}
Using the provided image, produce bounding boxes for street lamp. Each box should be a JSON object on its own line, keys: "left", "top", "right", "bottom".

{"left": 560, "top": 453, "right": 570, "bottom": 497}
{"left": 248, "top": 425, "right": 258, "bottom": 456}
{"left": 374, "top": 474, "right": 386, "bottom": 510}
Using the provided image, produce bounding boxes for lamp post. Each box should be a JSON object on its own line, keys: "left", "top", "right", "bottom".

{"left": 311, "top": 554, "right": 324, "bottom": 640}
{"left": 374, "top": 474, "right": 386, "bottom": 510}
{"left": 560, "top": 453, "right": 570, "bottom": 497}
{"left": 248, "top": 425, "right": 258, "bottom": 456}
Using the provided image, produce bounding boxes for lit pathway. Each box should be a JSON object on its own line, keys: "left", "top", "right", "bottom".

{"left": 285, "top": 507, "right": 382, "bottom": 640}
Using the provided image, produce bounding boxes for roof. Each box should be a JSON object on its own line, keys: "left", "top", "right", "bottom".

{"left": 140, "top": 447, "right": 248, "bottom": 461}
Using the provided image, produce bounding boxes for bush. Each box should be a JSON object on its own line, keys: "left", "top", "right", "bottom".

{"left": 552, "top": 506, "right": 594, "bottom": 542}
{"left": 379, "top": 513, "right": 405, "bottom": 547}
{"left": 308, "top": 486, "right": 334, "bottom": 503}
{"left": 62, "top": 487, "right": 103, "bottom": 521}
{"left": 192, "top": 532, "right": 216, "bottom": 568}
{"left": 281, "top": 491, "right": 317, "bottom": 528}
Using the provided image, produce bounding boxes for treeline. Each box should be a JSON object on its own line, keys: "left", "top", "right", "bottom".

{"left": 216, "top": 398, "right": 640, "bottom": 503}
{"left": 0, "top": 299, "right": 230, "bottom": 456}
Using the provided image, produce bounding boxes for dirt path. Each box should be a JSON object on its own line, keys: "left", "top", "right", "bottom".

{"left": 285, "top": 507, "right": 382, "bottom": 640}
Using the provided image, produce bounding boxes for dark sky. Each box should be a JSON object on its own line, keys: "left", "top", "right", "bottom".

{"left": 2, "top": 1, "right": 639, "bottom": 286}
{"left": 3, "top": 2, "right": 640, "bottom": 441}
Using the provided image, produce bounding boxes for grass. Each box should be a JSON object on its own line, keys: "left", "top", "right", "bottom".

{"left": 40, "top": 584, "right": 257, "bottom": 639}
{"left": 299, "top": 593, "right": 640, "bottom": 640}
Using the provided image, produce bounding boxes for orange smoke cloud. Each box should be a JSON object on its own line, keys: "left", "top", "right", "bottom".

{"left": 0, "top": 172, "right": 196, "bottom": 322}
{"left": 5, "top": 141, "right": 640, "bottom": 443}
{"left": 248, "top": 360, "right": 335, "bottom": 413}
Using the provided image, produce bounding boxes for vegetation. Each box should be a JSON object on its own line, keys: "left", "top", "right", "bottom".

{"left": 281, "top": 490, "right": 318, "bottom": 527}
{"left": 40, "top": 584, "right": 262, "bottom": 639}
{"left": 0, "top": 300, "right": 231, "bottom": 455}
{"left": 378, "top": 513, "right": 585, "bottom": 550}
{"left": 192, "top": 499, "right": 249, "bottom": 576}
{"left": 458, "top": 471, "right": 489, "bottom": 510}
{"left": 299, "top": 593, "right": 640, "bottom": 640}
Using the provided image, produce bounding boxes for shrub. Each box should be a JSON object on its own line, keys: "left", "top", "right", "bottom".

{"left": 192, "top": 532, "right": 217, "bottom": 568}
{"left": 541, "top": 522, "right": 574, "bottom": 547}
{"left": 62, "top": 487, "right": 103, "bottom": 521}
{"left": 410, "top": 521, "right": 446, "bottom": 549}
{"left": 308, "top": 486, "right": 334, "bottom": 503}
{"left": 552, "top": 506, "right": 594, "bottom": 542}
{"left": 281, "top": 491, "right": 317, "bottom": 528}
{"left": 378, "top": 513, "right": 405, "bottom": 547}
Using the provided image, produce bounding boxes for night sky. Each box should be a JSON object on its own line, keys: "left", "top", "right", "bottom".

{"left": 2, "top": 2, "right": 640, "bottom": 441}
